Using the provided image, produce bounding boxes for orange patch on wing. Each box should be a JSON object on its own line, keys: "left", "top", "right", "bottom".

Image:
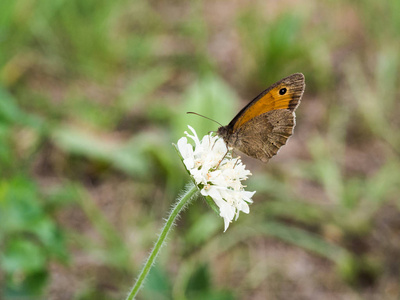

{"left": 232, "top": 87, "right": 293, "bottom": 131}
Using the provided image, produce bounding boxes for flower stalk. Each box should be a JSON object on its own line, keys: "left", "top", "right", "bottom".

{"left": 125, "top": 183, "right": 198, "bottom": 300}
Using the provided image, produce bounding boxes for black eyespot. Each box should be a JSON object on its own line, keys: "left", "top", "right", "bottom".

{"left": 279, "top": 88, "right": 287, "bottom": 95}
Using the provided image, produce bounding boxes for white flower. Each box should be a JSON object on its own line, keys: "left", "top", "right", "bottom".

{"left": 176, "top": 125, "right": 255, "bottom": 231}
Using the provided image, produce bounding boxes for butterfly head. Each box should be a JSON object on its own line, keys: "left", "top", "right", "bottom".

{"left": 217, "top": 125, "right": 238, "bottom": 148}
{"left": 216, "top": 125, "right": 228, "bottom": 139}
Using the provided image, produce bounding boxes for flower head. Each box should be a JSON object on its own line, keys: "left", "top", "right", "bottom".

{"left": 176, "top": 125, "right": 255, "bottom": 231}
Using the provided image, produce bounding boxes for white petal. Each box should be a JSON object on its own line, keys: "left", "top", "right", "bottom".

{"left": 242, "top": 191, "right": 256, "bottom": 203}
{"left": 191, "top": 168, "right": 206, "bottom": 185}
{"left": 177, "top": 137, "right": 189, "bottom": 157}
{"left": 237, "top": 200, "right": 250, "bottom": 214}
{"left": 186, "top": 125, "right": 201, "bottom": 148}
{"left": 183, "top": 158, "right": 195, "bottom": 170}
{"left": 177, "top": 137, "right": 195, "bottom": 170}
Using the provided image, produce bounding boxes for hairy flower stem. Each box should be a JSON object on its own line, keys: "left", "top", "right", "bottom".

{"left": 125, "top": 183, "right": 198, "bottom": 300}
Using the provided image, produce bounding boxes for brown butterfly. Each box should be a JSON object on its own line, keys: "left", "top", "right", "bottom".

{"left": 217, "top": 73, "right": 305, "bottom": 162}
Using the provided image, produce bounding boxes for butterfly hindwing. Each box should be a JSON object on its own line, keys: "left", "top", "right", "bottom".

{"left": 232, "top": 110, "right": 295, "bottom": 162}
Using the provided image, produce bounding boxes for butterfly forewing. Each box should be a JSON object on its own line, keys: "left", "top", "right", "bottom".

{"left": 217, "top": 73, "right": 305, "bottom": 162}
{"left": 231, "top": 73, "right": 304, "bottom": 131}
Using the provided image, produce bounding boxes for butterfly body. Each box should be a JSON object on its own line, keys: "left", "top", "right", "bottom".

{"left": 217, "top": 73, "right": 305, "bottom": 162}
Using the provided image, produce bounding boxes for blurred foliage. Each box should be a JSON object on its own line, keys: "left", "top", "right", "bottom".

{"left": 1, "top": 0, "right": 400, "bottom": 299}
{"left": 0, "top": 176, "right": 68, "bottom": 296}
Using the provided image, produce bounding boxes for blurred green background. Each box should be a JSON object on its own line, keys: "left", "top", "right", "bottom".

{"left": 1, "top": 0, "right": 400, "bottom": 299}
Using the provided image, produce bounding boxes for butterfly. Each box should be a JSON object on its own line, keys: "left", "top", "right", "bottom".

{"left": 217, "top": 73, "right": 305, "bottom": 162}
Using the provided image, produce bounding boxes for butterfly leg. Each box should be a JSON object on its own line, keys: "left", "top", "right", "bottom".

{"left": 215, "top": 148, "right": 229, "bottom": 169}
{"left": 233, "top": 156, "right": 241, "bottom": 169}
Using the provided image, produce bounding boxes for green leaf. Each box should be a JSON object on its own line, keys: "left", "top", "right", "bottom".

{"left": 51, "top": 125, "right": 151, "bottom": 177}
{"left": 257, "top": 221, "right": 349, "bottom": 263}
{"left": 173, "top": 75, "right": 239, "bottom": 140}
{"left": 1, "top": 238, "right": 46, "bottom": 273}
{"left": 0, "top": 86, "right": 23, "bottom": 124}
{"left": 142, "top": 266, "right": 172, "bottom": 300}
{"left": 186, "top": 213, "right": 221, "bottom": 246}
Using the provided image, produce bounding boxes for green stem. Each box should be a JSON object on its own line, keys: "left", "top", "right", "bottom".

{"left": 125, "top": 183, "right": 198, "bottom": 300}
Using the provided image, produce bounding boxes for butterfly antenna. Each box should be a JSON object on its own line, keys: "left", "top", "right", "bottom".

{"left": 186, "top": 112, "right": 223, "bottom": 127}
